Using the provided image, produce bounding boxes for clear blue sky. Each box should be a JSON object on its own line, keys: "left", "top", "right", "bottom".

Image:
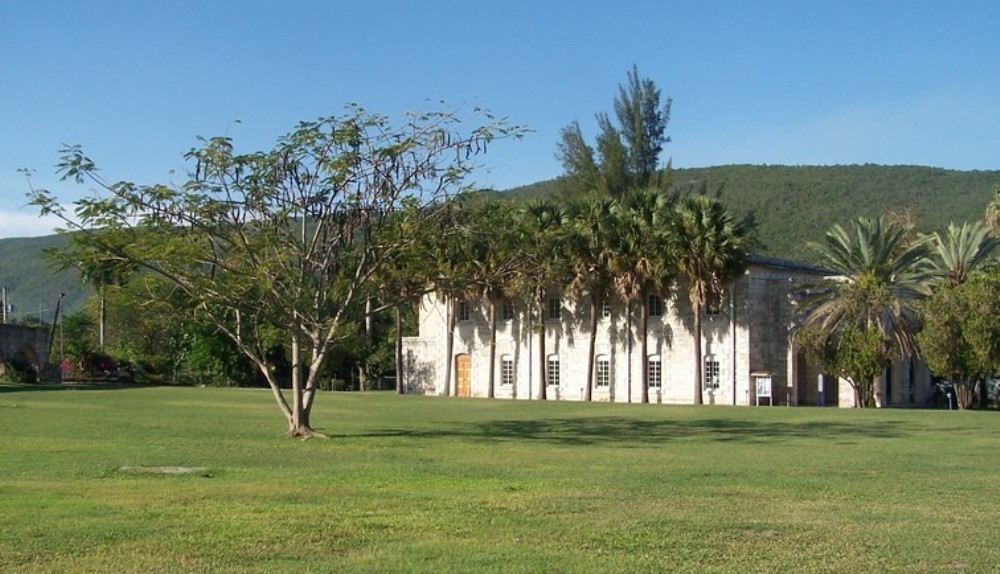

{"left": 2, "top": 0, "right": 998, "bottom": 237}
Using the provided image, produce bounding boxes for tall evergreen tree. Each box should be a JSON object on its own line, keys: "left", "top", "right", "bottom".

{"left": 557, "top": 66, "right": 671, "bottom": 198}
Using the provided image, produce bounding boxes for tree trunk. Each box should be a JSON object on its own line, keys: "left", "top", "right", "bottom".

{"left": 443, "top": 296, "right": 456, "bottom": 396}
{"left": 640, "top": 290, "right": 649, "bottom": 404}
{"left": 955, "top": 379, "right": 975, "bottom": 410}
{"left": 536, "top": 295, "right": 547, "bottom": 400}
{"left": 395, "top": 306, "right": 404, "bottom": 394}
{"left": 99, "top": 283, "right": 106, "bottom": 351}
{"left": 288, "top": 329, "right": 317, "bottom": 437}
{"left": 693, "top": 301, "right": 703, "bottom": 405}
{"left": 585, "top": 291, "right": 597, "bottom": 402}
{"left": 488, "top": 294, "right": 497, "bottom": 399}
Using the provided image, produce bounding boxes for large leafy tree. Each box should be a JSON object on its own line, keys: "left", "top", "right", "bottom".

{"left": 557, "top": 66, "right": 671, "bottom": 198}
{"left": 922, "top": 271, "right": 1000, "bottom": 409}
{"left": 798, "top": 216, "right": 929, "bottom": 407}
{"left": 31, "top": 105, "right": 523, "bottom": 436}
{"left": 670, "top": 193, "right": 750, "bottom": 405}
{"left": 917, "top": 220, "right": 999, "bottom": 408}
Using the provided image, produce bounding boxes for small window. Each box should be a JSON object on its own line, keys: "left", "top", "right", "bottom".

{"left": 501, "top": 299, "right": 515, "bottom": 321}
{"left": 547, "top": 354, "right": 560, "bottom": 387}
{"left": 547, "top": 296, "right": 561, "bottom": 320}
{"left": 501, "top": 355, "right": 515, "bottom": 386}
{"left": 704, "top": 355, "right": 720, "bottom": 390}
{"left": 648, "top": 294, "right": 663, "bottom": 317}
{"left": 647, "top": 355, "right": 661, "bottom": 389}
{"left": 458, "top": 300, "right": 471, "bottom": 322}
{"left": 601, "top": 299, "right": 612, "bottom": 319}
{"left": 596, "top": 355, "right": 611, "bottom": 388}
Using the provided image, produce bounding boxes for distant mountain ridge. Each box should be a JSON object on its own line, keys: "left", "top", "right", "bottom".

{"left": 501, "top": 164, "right": 1000, "bottom": 260}
{"left": 2, "top": 164, "right": 997, "bottom": 322}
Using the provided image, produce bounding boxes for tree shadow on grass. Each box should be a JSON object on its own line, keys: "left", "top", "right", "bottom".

{"left": 345, "top": 416, "right": 916, "bottom": 447}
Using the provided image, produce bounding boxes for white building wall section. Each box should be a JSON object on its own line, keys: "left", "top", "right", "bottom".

{"left": 400, "top": 258, "right": 935, "bottom": 407}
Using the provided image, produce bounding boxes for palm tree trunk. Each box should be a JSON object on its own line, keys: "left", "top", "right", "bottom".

{"left": 488, "top": 294, "right": 497, "bottom": 399}
{"left": 640, "top": 290, "right": 649, "bottom": 404}
{"left": 443, "top": 296, "right": 455, "bottom": 396}
{"left": 536, "top": 294, "right": 547, "bottom": 400}
{"left": 395, "top": 306, "right": 404, "bottom": 394}
{"left": 693, "top": 301, "right": 703, "bottom": 405}
{"left": 585, "top": 291, "right": 598, "bottom": 402}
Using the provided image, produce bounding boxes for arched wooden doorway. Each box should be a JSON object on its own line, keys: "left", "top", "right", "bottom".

{"left": 455, "top": 354, "right": 471, "bottom": 397}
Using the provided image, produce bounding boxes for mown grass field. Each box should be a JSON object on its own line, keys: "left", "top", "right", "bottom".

{"left": 1, "top": 384, "right": 997, "bottom": 573}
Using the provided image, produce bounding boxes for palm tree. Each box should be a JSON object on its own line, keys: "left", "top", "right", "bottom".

{"left": 509, "top": 199, "right": 569, "bottom": 400}
{"left": 670, "top": 194, "right": 750, "bottom": 405}
{"left": 986, "top": 183, "right": 1000, "bottom": 238}
{"left": 464, "top": 200, "right": 522, "bottom": 399}
{"left": 921, "top": 221, "right": 999, "bottom": 287}
{"left": 566, "top": 194, "right": 618, "bottom": 401}
{"left": 420, "top": 200, "right": 474, "bottom": 397}
{"left": 799, "top": 216, "right": 929, "bottom": 407}
{"left": 917, "top": 220, "right": 999, "bottom": 408}
{"left": 610, "top": 188, "right": 676, "bottom": 403}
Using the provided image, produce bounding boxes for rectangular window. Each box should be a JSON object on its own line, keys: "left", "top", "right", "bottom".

{"left": 458, "top": 300, "right": 470, "bottom": 322}
{"left": 501, "top": 299, "right": 515, "bottom": 321}
{"left": 547, "top": 355, "right": 560, "bottom": 387}
{"left": 596, "top": 356, "right": 610, "bottom": 388}
{"left": 648, "top": 294, "right": 663, "bottom": 317}
{"left": 601, "top": 299, "right": 612, "bottom": 318}
{"left": 647, "top": 356, "right": 661, "bottom": 389}
{"left": 705, "top": 291, "right": 721, "bottom": 316}
{"left": 501, "top": 356, "right": 515, "bottom": 386}
{"left": 704, "top": 356, "right": 720, "bottom": 390}
{"left": 547, "top": 296, "right": 561, "bottom": 320}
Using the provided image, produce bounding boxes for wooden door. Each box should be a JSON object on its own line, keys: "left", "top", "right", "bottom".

{"left": 455, "top": 354, "right": 471, "bottom": 397}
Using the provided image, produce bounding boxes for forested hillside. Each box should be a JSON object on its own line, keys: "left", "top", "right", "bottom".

{"left": 503, "top": 164, "right": 1000, "bottom": 261}
{"left": 0, "top": 234, "right": 86, "bottom": 322}
{"left": 2, "top": 164, "right": 998, "bottom": 317}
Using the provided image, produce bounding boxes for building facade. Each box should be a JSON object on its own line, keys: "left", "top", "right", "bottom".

{"left": 402, "top": 256, "right": 932, "bottom": 407}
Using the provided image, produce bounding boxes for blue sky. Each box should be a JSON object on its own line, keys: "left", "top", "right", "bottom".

{"left": 2, "top": 1, "right": 998, "bottom": 238}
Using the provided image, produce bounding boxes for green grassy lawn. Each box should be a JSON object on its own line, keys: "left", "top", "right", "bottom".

{"left": 1, "top": 385, "right": 997, "bottom": 573}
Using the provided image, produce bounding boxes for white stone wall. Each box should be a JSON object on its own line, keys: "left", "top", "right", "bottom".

{"left": 400, "top": 259, "right": 933, "bottom": 407}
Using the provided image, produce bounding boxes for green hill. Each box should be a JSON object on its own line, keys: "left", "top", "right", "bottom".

{"left": 502, "top": 164, "right": 1000, "bottom": 261}
{"left": 0, "top": 234, "right": 87, "bottom": 324}
{"left": 2, "top": 164, "right": 997, "bottom": 318}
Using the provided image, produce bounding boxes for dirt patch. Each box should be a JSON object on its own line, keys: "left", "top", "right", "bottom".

{"left": 118, "top": 466, "right": 211, "bottom": 476}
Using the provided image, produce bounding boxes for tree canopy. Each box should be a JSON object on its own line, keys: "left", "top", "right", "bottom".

{"left": 30, "top": 105, "right": 525, "bottom": 436}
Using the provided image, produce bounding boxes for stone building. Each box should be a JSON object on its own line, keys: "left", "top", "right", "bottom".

{"left": 402, "top": 255, "right": 932, "bottom": 407}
